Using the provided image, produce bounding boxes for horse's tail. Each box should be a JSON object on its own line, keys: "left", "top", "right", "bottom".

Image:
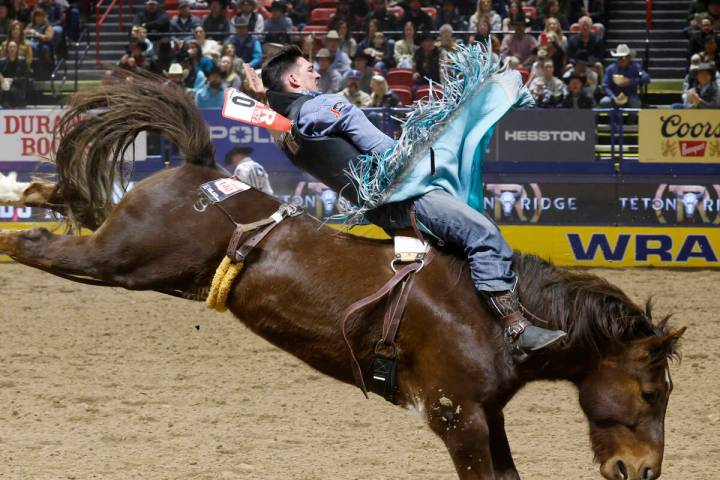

{"left": 53, "top": 71, "right": 217, "bottom": 231}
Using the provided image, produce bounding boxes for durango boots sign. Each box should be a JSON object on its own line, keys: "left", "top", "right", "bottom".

{"left": 640, "top": 110, "right": 720, "bottom": 163}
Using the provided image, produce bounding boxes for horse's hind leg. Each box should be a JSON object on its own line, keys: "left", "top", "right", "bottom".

{"left": 486, "top": 410, "right": 521, "bottom": 480}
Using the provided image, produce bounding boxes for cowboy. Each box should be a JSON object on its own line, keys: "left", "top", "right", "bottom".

{"left": 599, "top": 44, "right": 650, "bottom": 109}
{"left": 244, "top": 45, "right": 566, "bottom": 357}
{"left": 681, "top": 62, "right": 720, "bottom": 108}
{"left": 224, "top": 146, "right": 274, "bottom": 195}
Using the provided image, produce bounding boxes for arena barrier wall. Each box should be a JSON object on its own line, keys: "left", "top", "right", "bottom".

{"left": 2, "top": 108, "right": 718, "bottom": 268}
{"left": 640, "top": 109, "right": 720, "bottom": 164}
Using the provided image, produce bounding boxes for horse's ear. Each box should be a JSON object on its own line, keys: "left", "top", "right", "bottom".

{"left": 648, "top": 327, "right": 686, "bottom": 364}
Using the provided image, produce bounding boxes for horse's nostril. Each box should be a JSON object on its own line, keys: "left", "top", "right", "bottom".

{"left": 643, "top": 467, "right": 656, "bottom": 480}
{"left": 616, "top": 460, "right": 628, "bottom": 480}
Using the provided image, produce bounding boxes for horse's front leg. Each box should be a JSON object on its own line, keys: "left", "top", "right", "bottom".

{"left": 426, "top": 397, "right": 496, "bottom": 480}
{"left": 487, "top": 410, "right": 521, "bottom": 480}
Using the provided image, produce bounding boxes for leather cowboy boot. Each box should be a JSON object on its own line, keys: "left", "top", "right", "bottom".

{"left": 484, "top": 287, "right": 566, "bottom": 358}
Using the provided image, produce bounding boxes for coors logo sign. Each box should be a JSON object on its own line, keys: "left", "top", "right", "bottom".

{"left": 640, "top": 110, "right": 720, "bottom": 163}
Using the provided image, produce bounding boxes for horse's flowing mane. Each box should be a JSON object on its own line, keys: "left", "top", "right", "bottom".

{"left": 53, "top": 70, "right": 219, "bottom": 231}
{"left": 513, "top": 253, "right": 673, "bottom": 360}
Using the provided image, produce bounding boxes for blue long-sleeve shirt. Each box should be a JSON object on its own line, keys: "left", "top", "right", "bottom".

{"left": 603, "top": 61, "right": 651, "bottom": 99}
{"left": 297, "top": 93, "right": 395, "bottom": 155}
{"left": 227, "top": 34, "right": 262, "bottom": 68}
{"left": 195, "top": 82, "right": 227, "bottom": 109}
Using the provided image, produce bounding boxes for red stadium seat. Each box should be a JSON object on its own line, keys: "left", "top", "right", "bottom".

{"left": 391, "top": 86, "right": 413, "bottom": 105}
{"left": 421, "top": 6, "right": 437, "bottom": 21}
{"left": 569, "top": 22, "right": 581, "bottom": 33}
{"left": 593, "top": 22, "right": 605, "bottom": 37}
{"left": 317, "top": 0, "right": 338, "bottom": 7}
{"left": 302, "top": 25, "right": 328, "bottom": 34}
{"left": 516, "top": 67, "right": 530, "bottom": 84}
{"left": 310, "top": 7, "right": 336, "bottom": 25}
{"left": 415, "top": 85, "right": 443, "bottom": 101}
{"left": 164, "top": 0, "right": 179, "bottom": 9}
{"left": 388, "top": 6, "right": 404, "bottom": 20}
{"left": 167, "top": 9, "right": 209, "bottom": 18}
{"left": 521, "top": 6, "right": 536, "bottom": 19}
{"left": 386, "top": 68, "right": 414, "bottom": 87}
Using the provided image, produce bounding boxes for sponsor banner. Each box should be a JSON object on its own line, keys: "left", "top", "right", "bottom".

{"left": 618, "top": 182, "right": 720, "bottom": 226}
{"left": 487, "top": 109, "right": 596, "bottom": 162}
{"left": 0, "top": 109, "right": 147, "bottom": 162}
{"left": 639, "top": 109, "right": 720, "bottom": 164}
{"left": 201, "top": 109, "right": 294, "bottom": 172}
{"left": 4, "top": 223, "right": 717, "bottom": 268}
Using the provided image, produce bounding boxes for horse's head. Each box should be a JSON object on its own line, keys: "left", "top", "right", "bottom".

{"left": 578, "top": 326, "right": 685, "bottom": 480}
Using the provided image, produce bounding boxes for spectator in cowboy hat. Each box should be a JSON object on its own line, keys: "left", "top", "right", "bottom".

{"left": 224, "top": 146, "right": 275, "bottom": 195}
{"left": 233, "top": 0, "right": 264, "bottom": 35}
{"left": 562, "top": 50, "right": 599, "bottom": 99}
{"left": 340, "top": 69, "right": 372, "bottom": 107}
{"left": 325, "top": 29, "right": 351, "bottom": 76}
{"left": 132, "top": 0, "right": 170, "bottom": 41}
{"left": 164, "top": 62, "right": 188, "bottom": 86}
{"left": 558, "top": 71, "right": 595, "bottom": 109}
{"left": 227, "top": 15, "right": 262, "bottom": 68}
{"left": 203, "top": 0, "right": 230, "bottom": 42}
{"left": 350, "top": 49, "right": 374, "bottom": 93}
{"left": 681, "top": 62, "right": 720, "bottom": 108}
{"left": 599, "top": 43, "right": 651, "bottom": 109}
{"left": 263, "top": 0, "right": 292, "bottom": 44}
{"left": 316, "top": 47, "right": 343, "bottom": 94}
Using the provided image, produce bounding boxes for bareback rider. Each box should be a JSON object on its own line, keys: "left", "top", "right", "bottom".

{"left": 245, "top": 46, "right": 566, "bottom": 357}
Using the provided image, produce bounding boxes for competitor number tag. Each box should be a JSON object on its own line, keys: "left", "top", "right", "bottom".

{"left": 200, "top": 178, "right": 252, "bottom": 204}
{"left": 222, "top": 88, "right": 292, "bottom": 133}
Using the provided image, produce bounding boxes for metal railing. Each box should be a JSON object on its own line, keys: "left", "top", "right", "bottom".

{"left": 96, "top": 0, "right": 125, "bottom": 68}
{"left": 50, "top": 28, "right": 92, "bottom": 98}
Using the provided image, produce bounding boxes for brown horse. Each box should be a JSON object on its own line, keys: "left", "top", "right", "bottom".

{"left": 0, "top": 77, "right": 685, "bottom": 480}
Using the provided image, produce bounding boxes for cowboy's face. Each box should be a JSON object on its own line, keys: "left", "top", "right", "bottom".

{"left": 288, "top": 56, "right": 320, "bottom": 91}
{"left": 618, "top": 56, "right": 630, "bottom": 68}
{"left": 697, "top": 70, "right": 711, "bottom": 86}
{"left": 318, "top": 57, "right": 331, "bottom": 70}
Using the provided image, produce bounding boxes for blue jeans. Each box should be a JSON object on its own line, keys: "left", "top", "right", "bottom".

{"left": 366, "top": 189, "right": 516, "bottom": 292}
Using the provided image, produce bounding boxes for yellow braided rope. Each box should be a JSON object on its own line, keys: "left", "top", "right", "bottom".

{"left": 206, "top": 255, "right": 244, "bottom": 312}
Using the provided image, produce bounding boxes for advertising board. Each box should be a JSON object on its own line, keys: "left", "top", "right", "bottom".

{"left": 639, "top": 109, "right": 720, "bottom": 164}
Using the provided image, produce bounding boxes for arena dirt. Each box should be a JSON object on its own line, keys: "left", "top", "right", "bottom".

{"left": 1, "top": 265, "right": 718, "bottom": 479}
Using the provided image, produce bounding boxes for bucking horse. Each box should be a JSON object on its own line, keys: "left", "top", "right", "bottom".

{"left": 0, "top": 76, "right": 685, "bottom": 480}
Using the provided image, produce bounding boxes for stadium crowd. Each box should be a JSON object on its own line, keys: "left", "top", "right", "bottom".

{"left": 683, "top": 0, "right": 720, "bottom": 108}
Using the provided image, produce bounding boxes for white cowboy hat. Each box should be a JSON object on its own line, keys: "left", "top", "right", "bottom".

{"left": 164, "top": 63, "right": 188, "bottom": 79}
{"left": 610, "top": 44, "right": 635, "bottom": 58}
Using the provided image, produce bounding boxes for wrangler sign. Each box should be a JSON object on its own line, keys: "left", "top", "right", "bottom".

{"left": 639, "top": 110, "right": 720, "bottom": 164}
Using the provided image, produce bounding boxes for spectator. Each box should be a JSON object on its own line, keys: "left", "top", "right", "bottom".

{"left": 131, "top": 25, "right": 154, "bottom": 58}
{"left": 369, "top": 74, "right": 401, "bottom": 107}
{"left": 203, "top": 0, "right": 230, "bottom": 42}
{"left": 681, "top": 53, "right": 702, "bottom": 97}
{"left": 148, "top": 37, "right": 176, "bottom": 75}
{"left": 529, "top": 59, "right": 566, "bottom": 107}
{"left": 9, "top": 0, "right": 32, "bottom": 25}
{"left": 394, "top": 21, "right": 417, "bottom": 68}
{"left": 36, "top": 0, "right": 64, "bottom": 50}
{"left": 537, "top": 0, "right": 569, "bottom": 30}
{"left": 329, "top": 0, "right": 362, "bottom": 33}
{"left": 362, "top": 0, "right": 399, "bottom": 32}
{"left": 681, "top": 62, "right": 720, "bottom": 108}
{"left": 414, "top": 32, "right": 441, "bottom": 86}
{"left": 436, "top": 0, "right": 467, "bottom": 31}
{"left": 195, "top": 65, "right": 227, "bottom": 108}
{"left": 562, "top": 51, "right": 599, "bottom": 98}
{"left": 599, "top": 44, "right": 650, "bottom": 109}
{"left": 367, "top": 31, "right": 395, "bottom": 72}
{"left": 543, "top": 16, "right": 567, "bottom": 51}
{"left": 540, "top": 32, "right": 566, "bottom": 76}
{"left": 119, "top": 39, "right": 148, "bottom": 70}
{"left": 132, "top": 0, "right": 170, "bottom": 41}
{"left": 194, "top": 26, "right": 221, "bottom": 59}
{"left": 401, "top": 0, "right": 434, "bottom": 33}
{"left": 437, "top": 24, "right": 459, "bottom": 53}
{"left": 340, "top": 69, "right": 372, "bottom": 106}
{"left": 186, "top": 39, "right": 214, "bottom": 74}
{"left": 164, "top": 62, "right": 188, "bottom": 89}
{"left": 350, "top": 50, "right": 374, "bottom": 93}
{"left": 316, "top": 48, "right": 342, "bottom": 93}
{"left": 500, "top": 12, "right": 537, "bottom": 67}
{"left": 24, "top": 9, "right": 53, "bottom": 66}
{"left": 559, "top": 71, "right": 595, "bottom": 108}
{"left": 502, "top": 1, "right": 523, "bottom": 32}
{"left": 358, "top": 18, "right": 380, "bottom": 52}
{"left": 177, "top": 49, "right": 206, "bottom": 89}
{"left": 470, "top": 16, "right": 501, "bottom": 54}
{"left": 227, "top": 16, "right": 262, "bottom": 68}
{"left": 689, "top": 16, "right": 716, "bottom": 57}
{"left": 700, "top": 33, "right": 720, "bottom": 66}
{"left": 263, "top": 0, "right": 292, "bottom": 44}
{"left": 0, "top": 40, "right": 30, "bottom": 107}
{"left": 224, "top": 146, "right": 274, "bottom": 195}
{"left": 567, "top": 16, "right": 604, "bottom": 65}
{"left": 0, "top": 3, "right": 10, "bottom": 37}
{"left": 335, "top": 20, "right": 357, "bottom": 57}
{"left": 325, "top": 29, "right": 351, "bottom": 76}
{"left": 234, "top": 0, "right": 264, "bottom": 36}
{"left": 219, "top": 54, "right": 243, "bottom": 89}
{"left": 221, "top": 42, "right": 246, "bottom": 75}
{"left": 300, "top": 33, "right": 317, "bottom": 59}
{"left": 285, "top": 0, "right": 308, "bottom": 26}
{"left": 470, "top": 0, "right": 501, "bottom": 32}
{"left": 170, "top": 0, "right": 202, "bottom": 41}
{"left": 1, "top": 20, "right": 32, "bottom": 67}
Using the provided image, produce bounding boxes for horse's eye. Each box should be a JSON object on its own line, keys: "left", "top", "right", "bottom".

{"left": 641, "top": 391, "right": 659, "bottom": 404}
